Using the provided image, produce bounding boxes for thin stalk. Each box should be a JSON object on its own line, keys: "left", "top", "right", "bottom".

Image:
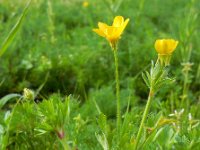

{"left": 113, "top": 49, "right": 121, "bottom": 136}
{"left": 181, "top": 62, "right": 192, "bottom": 112}
{"left": 181, "top": 71, "right": 188, "bottom": 108}
{"left": 134, "top": 88, "right": 154, "bottom": 150}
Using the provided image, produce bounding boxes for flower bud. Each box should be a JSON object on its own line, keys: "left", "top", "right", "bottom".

{"left": 23, "top": 88, "right": 34, "bottom": 101}
{"left": 154, "top": 39, "right": 178, "bottom": 66}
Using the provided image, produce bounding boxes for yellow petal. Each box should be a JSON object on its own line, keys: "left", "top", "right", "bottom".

{"left": 105, "top": 26, "right": 117, "bottom": 41}
{"left": 112, "top": 16, "right": 124, "bottom": 27}
{"left": 115, "top": 18, "right": 130, "bottom": 38}
{"left": 174, "top": 41, "right": 178, "bottom": 49}
{"left": 155, "top": 40, "right": 163, "bottom": 54}
{"left": 93, "top": 29, "right": 106, "bottom": 37}
{"left": 121, "top": 18, "right": 130, "bottom": 33}
{"left": 98, "top": 22, "right": 109, "bottom": 32}
{"left": 155, "top": 39, "right": 178, "bottom": 55}
{"left": 169, "top": 40, "right": 178, "bottom": 53}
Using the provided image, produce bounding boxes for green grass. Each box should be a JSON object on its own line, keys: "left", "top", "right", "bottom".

{"left": 0, "top": 0, "right": 200, "bottom": 149}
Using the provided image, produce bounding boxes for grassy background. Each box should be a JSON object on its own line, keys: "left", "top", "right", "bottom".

{"left": 0, "top": 0, "right": 199, "bottom": 97}
{"left": 0, "top": 0, "right": 200, "bottom": 149}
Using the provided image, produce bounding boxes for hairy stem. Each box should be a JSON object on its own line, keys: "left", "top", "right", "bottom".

{"left": 113, "top": 49, "right": 121, "bottom": 138}
{"left": 134, "top": 88, "right": 154, "bottom": 150}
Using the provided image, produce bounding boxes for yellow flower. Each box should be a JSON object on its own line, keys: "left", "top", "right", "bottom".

{"left": 93, "top": 16, "right": 129, "bottom": 49}
{"left": 154, "top": 39, "right": 179, "bottom": 66}
{"left": 155, "top": 39, "right": 178, "bottom": 55}
{"left": 82, "top": 1, "right": 89, "bottom": 7}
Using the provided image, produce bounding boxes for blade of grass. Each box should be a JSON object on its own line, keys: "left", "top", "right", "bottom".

{"left": 0, "top": 0, "right": 32, "bottom": 57}
{"left": 35, "top": 72, "right": 49, "bottom": 98}
{"left": 0, "top": 93, "right": 21, "bottom": 109}
{"left": 0, "top": 78, "right": 5, "bottom": 87}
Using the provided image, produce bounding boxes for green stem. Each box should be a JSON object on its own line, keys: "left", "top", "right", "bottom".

{"left": 134, "top": 88, "right": 154, "bottom": 150}
{"left": 113, "top": 49, "right": 121, "bottom": 136}
{"left": 181, "top": 69, "right": 189, "bottom": 110}
{"left": 60, "top": 138, "right": 70, "bottom": 150}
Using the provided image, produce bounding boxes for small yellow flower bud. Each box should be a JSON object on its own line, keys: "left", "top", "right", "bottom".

{"left": 23, "top": 88, "right": 34, "bottom": 100}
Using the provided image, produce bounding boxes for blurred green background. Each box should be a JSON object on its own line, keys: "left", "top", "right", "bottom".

{"left": 0, "top": 0, "right": 199, "bottom": 103}
{"left": 0, "top": 0, "right": 200, "bottom": 149}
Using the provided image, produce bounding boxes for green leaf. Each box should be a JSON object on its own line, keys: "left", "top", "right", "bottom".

{"left": 145, "top": 71, "right": 151, "bottom": 83}
{"left": 0, "top": 94, "right": 21, "bottom": 109}
{"left": 0, "top": 124, "right": 4, "bottom": 135}
{"left": 95, "top": 132, "right": 109, "bottom": 150}
{"left": 0, "top": 79, "right": 5, "bottom": 87}
{"left": 153, "top": 126, "right": 175, "bottom": 147}
{"left": 142, "top": 72, "right": 150, "bottom": 88}
{"left": 98, "top": 113, "right": 107, "bottom": 134}
{"left": 0, "top": 0, "right": 31, "bottom": 57}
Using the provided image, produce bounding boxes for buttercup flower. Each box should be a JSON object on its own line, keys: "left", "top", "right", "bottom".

{"left": 155, "top": 39, "right": 178, "bottom": 55}
{"left": 93, "top": 16, "right": 129, "bottom": 49}
{"left": 154, "top": 39, "right": 179, "bottom": 66}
